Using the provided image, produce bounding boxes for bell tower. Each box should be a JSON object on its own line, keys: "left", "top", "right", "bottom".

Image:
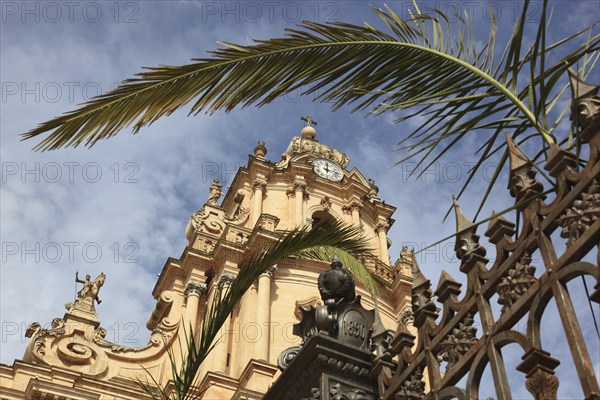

{"left": 11, "top": 118, "right": 415, "bottom": 400}
{"left": 164, "top": 117, "right": 414, "bottom": 397}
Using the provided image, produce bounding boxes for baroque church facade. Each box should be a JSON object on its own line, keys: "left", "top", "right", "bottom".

{"left": 0, "top": 121, "right": 414, "bottom": 399}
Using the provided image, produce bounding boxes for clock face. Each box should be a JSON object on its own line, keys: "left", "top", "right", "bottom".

{"left": 312, "top": 158, "right": 343, "bottom": 182}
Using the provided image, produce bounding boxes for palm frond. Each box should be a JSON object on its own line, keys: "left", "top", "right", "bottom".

{"left": 22, "top": 2, "right": 600, "bottom": 222}
{"left": 24, "top": 2, "right": 598, "bottom": 153}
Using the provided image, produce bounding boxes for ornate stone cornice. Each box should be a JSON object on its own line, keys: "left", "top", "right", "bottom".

{"left": 184, "top": 280, "right": 207, "bottom": 297}
{"left": 276, "top": 135, "right": 350, "bottom": 169}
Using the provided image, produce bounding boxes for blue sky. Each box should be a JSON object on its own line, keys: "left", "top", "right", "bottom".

{"left": 1, "top": 1, "right": 599, "bottom": 398}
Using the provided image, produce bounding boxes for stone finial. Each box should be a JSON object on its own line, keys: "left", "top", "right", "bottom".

{"left": 453, "top": 196, "right": 486, "bottom": 261}
{"left": 254, "top": 141, "right": 267, "bottom": 160}
{"left": 568, "top": 68, "right": 600, "bottom": 129}
{"left": 207, "top": 179, "right": 222, "bottom": 205}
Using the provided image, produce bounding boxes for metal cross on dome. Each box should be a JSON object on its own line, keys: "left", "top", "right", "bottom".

{"left": 301, "top": 115, "right": 317, "bottom": 127}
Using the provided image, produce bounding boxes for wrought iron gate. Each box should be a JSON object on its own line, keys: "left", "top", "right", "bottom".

{"left": 374, "top": 76, "right": 600, "bottom": 399}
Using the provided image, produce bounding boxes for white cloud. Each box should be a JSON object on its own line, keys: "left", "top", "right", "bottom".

{"left": 1, "top": 1, "right": 598, "bottom": 396}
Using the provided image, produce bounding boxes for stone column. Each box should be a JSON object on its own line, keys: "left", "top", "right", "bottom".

{"left": 342, "top": 203, "right": 353, "bottom": 224}
{"left": 286, "top": 185, "right": 296, "bottom": 226}
{"left": 251, "top": 176, "right": 267, "bottom": 226}
{"left": 293, "top": 178, "right": 308, "bottom": 226}
{"left": 255, "top": 266, "right": 276, "bottom": 361}
{"left": 184, "top": 280, "right": 207, "bottom": 334}
{"left": 214, "top": 272, "right": 236, "bottom": 372}
{"left": 375, "top": 222, "right": 390, "bottom": 266}
{"left": 173, "top": 281, "right": 206, "bottom": 372}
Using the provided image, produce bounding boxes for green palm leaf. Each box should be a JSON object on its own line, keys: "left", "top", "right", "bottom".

{"left": 22, "top": 1, "right": 599, "bottom": 215}
{"left": 138, "top": 220, "right": 374, "bottom": 399}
